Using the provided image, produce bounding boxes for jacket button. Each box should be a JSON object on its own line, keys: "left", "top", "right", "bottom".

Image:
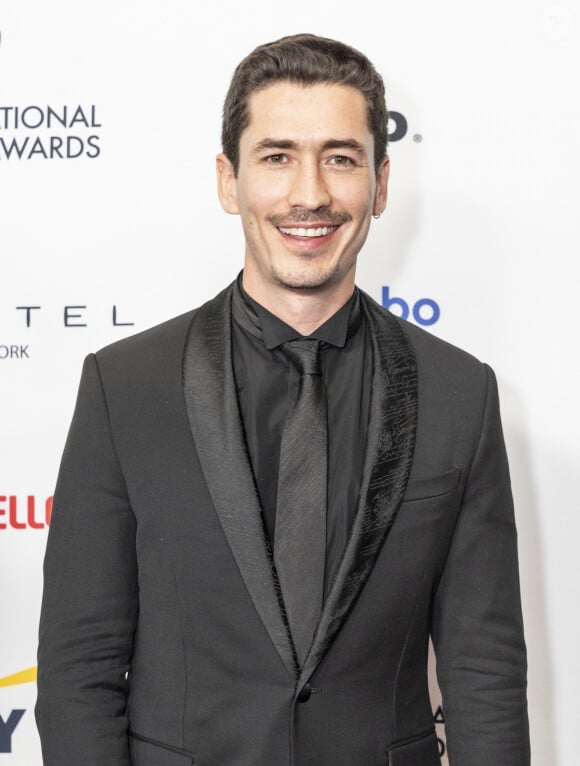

{"left": 297, "top": 683, "right": 312, "bottom": 703}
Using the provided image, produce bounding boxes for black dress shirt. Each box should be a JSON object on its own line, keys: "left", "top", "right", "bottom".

{"left": 231, "top": 274, "right": 372, "bottom": 597}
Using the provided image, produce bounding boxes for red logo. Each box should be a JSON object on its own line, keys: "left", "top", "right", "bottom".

{"left": 0, "top": 495, "right": 53, "bottom": 529}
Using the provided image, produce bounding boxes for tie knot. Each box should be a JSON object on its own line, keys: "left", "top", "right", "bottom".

{"left": 282, "top": 338, "right": 321, "bottom": 376}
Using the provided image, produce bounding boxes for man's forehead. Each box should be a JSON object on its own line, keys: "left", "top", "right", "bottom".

{"left": 243, "top": 81, "right": 371, "bottom": 144}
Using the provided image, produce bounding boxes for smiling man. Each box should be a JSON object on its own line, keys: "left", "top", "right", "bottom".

{"left": 217, "top": 80, "right": 387, "bottom": 320}
{"left": 36, "top": 34, "right": 530, "bottom": 766}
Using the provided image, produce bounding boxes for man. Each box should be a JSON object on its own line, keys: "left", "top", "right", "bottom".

{"left": 36, "top": 34, "right": 530, "bottom": 766}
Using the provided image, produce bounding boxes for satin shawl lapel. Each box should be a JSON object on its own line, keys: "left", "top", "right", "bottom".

{"left": 298, "top": 292, "right": 418, "bottom": 687}
{"left": 182, "top": 284, "right": 296, "bottom": 678}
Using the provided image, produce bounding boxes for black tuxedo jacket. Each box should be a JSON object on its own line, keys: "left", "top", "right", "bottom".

{"left": 36, "top": 284, "right": 530, "bottom": 766}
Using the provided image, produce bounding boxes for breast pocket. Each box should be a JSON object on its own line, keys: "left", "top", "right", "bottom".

{"left": 402, "top": 468, "right": 460, "bottom": 503}
{"left": 129, "top": 731, "right": 195, "bottom": 765}
{"left": 387, "top": 729, "right": 441, "bottom": 765}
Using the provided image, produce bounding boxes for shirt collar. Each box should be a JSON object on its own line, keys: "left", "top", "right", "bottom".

{"left": 233, "top": 271, "right": 361, "bottom": 350}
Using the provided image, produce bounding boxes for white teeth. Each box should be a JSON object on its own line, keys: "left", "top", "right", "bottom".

{"left": 278, "top": 226, "right": 337, "bottom": 237}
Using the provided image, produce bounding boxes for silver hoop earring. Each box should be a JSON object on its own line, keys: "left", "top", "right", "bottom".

{"left": 372, "top": 213, "right": 381, "bottom": 220}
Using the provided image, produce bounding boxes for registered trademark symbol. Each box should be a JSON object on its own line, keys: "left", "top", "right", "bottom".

{"left": 413, "top": 133, "right": 422, "bottom": 143}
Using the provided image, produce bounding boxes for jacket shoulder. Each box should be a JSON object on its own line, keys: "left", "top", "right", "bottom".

{"left": 362, "top": 290, "right": 486, "bottom": 372}
{"left": 94, "top": 283, "right": 233, "bottom": 374}
{"left": 95, "top": 309, "right": 196, "bottom": 368}
{"left": 361, "top": 291, "right": 491, "bottom": 419}
{"left": 91, "top": 284, "right": 233, "bottom": 399}
{"left": 395, "top": 314, "right": 484, "bottom": 372}
{"left": 400, "top": 317, "right": 492, "bottom": 413}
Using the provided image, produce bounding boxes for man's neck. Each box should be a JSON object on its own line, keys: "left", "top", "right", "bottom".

{"left": 241, "top": 272, "right": 356, "bottom": 336}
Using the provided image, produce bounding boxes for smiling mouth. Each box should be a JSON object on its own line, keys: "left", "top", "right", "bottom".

{"left": 277, "top": 225, "right": 338, "bottom": 238}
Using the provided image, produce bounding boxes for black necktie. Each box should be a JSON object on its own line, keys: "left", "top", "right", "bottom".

{"left": 274, "top": 338, "right": 327, "bottom": 665}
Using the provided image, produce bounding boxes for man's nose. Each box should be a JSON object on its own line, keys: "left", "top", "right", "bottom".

{"left": 287, "top": 159, "right": 332, "bottom": 210}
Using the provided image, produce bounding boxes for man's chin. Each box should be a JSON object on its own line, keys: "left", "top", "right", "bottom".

{"left": 271, "top": 264, "right": 345, "bottom": 292}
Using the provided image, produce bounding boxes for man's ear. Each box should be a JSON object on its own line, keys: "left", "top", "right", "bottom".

{"left": 373, "top": 156, "right": 390, "bottom": 216}
{"left": 216, "top": 153, "right": 240, "bottom": 214}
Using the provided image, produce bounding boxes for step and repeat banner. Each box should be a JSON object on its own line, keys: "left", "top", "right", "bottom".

{"left": 1, "top": 1, "right": 579, "bottom": 763}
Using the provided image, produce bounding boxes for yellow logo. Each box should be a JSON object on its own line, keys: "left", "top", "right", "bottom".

{"left": 0, "top": 667, "right": 37, "bottom": 688}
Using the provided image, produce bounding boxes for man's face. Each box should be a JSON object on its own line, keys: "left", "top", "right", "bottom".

{"left": 217, "top": 81, "right": 389, "bottom": 298}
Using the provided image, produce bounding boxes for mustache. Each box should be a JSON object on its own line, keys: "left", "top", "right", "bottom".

{"left": 269, "top": 208, "right": 351, "bottom": 227}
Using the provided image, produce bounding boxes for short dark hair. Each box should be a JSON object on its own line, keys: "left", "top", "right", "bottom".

{"left": 221, "top": 33, "right": 388, "bottom": 176}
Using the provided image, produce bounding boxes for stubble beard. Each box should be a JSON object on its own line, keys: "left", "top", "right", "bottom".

{"left": 270, "top": 258, "right": 351, "bottom": 292}
{"left": 266, "top": 207, "right": 355, "bottom": 291}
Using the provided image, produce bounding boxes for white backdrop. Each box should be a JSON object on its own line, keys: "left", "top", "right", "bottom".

{"left": 1, "top": 1, "right": 579, "bottom": 763}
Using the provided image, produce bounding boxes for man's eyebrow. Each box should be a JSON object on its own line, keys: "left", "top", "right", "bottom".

{"left": 252, "top": 138, "right": 367, "bottom": 156}
{"left": 321, "top": 139, "right": 366, "bottom": 156}
{"left": 253, "top": 139, "right": 297, "bottom": 153}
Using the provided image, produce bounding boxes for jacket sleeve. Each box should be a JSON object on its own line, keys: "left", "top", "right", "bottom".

{"left": 35, "top": 353, "right": 138, "bottom": 766}
{"left": 431, "top": 364, "right": 530, "bottom": 766}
